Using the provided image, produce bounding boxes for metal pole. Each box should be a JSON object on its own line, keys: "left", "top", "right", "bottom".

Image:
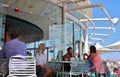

{"left": 46, "top": 47, "right": 49, "bottom": 61}
{"left": 72, "top": 21, "right": 75, "bottom": 57}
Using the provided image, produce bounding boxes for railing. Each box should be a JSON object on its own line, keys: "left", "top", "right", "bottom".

{"left": 47, "top": 59, "right": 120, "bottom": 77}
{"left": 47, "top": 60, "right": 90, "bottom": 77}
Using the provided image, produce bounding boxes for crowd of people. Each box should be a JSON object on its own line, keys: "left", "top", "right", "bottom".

{"left": 0, "top": 30, "right": 118, "bottom": 77}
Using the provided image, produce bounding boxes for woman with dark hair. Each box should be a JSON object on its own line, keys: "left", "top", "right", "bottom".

{"left": 89, "top": 45, "right": 104, "bottom": 77}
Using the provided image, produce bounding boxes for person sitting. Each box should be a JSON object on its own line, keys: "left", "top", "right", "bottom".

{"left": 1, "top": 30, "right": 27, "bottom": 75}
{"left": 113, "top": 68, "right": 120, "bottom": 77}
{"left": 62, "top": 47, "right": 73, "bottom": 72}
{"left": 89, "top": 45, "right": 104, "bottom": 77}
{"left": 2, "top": 30, "right": 27, "bottom": 62}
{"left": 83, "top": 53, "right": 94, "bottom": 69}
{"left": 36, "top": 43, "right": 54, "bottom": 77}
{"left": 83, "top": 53, "right": 95, "bottom": 77}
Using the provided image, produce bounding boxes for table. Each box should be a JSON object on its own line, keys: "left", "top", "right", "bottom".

{"left": 47, "top": 60, "right": 90, "bottom": 77}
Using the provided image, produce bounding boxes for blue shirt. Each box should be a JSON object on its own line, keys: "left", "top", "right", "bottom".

{"left": 88, "top": 58, "right": 94, "bottom": 68}
{"left": 2, "top": 39, "right": 27, "bottom": 61}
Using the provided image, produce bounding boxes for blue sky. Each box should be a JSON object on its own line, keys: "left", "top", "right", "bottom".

{"left": 90, "top": 0, "right": 120, "bottom": 46}
{"left": 90, "top": 0, "right": 120, "bottom": 60}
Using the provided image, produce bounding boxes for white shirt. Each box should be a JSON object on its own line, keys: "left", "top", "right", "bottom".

{"left": 36, "top": 53, "right": 47, "bottom": 65}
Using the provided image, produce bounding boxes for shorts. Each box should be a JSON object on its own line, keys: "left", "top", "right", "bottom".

{"left": 36, "top": 65, "right": 46, "bottom": 77}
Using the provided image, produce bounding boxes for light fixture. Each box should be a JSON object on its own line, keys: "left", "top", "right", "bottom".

{"left": 112, "top": 17, "right": 119, "bottom": 25}
{"left": 14, "top": 7, "right": 20, "bottom": 13}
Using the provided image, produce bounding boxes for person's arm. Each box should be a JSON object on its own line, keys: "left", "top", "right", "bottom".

{"left": 63, "top": 55, "right": 69, "bottom": 61}
{"left": 90, "top": 66, "right": 95, "bottom": 72}
{"left": 83, "top": 53, "right": 89, "bottom": 60}
{"left": 64, "top": 57, "right": 69, "bottom": 61}
{"left": 39, "top": 64, "right": 46, "bottom": 68}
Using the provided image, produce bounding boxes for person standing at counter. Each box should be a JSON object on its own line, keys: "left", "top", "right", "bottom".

{"left": 36, "top": 43, "right": 54, "bottom": 77}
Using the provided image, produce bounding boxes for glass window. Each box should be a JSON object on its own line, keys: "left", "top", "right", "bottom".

{"left": 24, "top": 0, "right": 63, "bottom": 59}
{"left": 0, "top": 3, "right": 5, "bottom": 50}
{"left": 70, "top": 11, "right": 81, "bottom": 19}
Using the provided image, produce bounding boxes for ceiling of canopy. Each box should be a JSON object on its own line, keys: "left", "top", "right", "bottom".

{"left": 1, "top": 0, "right": 62, "bottom": 24}
{"left": 0, "top": 0, "right": 117, "bottom": 46}
{"left": 0, "top": 0, "right": 62, "bottom": 43}
{"left": 1, "top": 0, "right": 48, "bottom": 15}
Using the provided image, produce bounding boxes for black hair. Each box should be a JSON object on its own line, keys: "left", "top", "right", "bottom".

{"left": 113, "top": 68, "right": 118, "bottom": 71}
{"left": 10, "top": 30, "right": 20, "bottom": 39}
{"left": 90, "top": 45, "right": 96, "bottom": 53}
{"left": 67, "top": 47, "right": 72, "bottom": 51}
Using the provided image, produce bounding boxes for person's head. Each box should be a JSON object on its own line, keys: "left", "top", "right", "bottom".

{"left": 67, "top": 47, "right": 73, "bottom": 54}
{"left": 10, "top": 30, "right": 20, "bottom": 40}
{"left": 38, "top": 43, "right": 46, "bottom": 54}
{"left": 113, "top": 68, "right": 118, "bottom": 72}
{"left": 90, "top": 45, "right": 96, "bottom": 53}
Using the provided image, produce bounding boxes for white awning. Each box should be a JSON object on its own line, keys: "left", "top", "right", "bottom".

{"left": 105, "top": 41, "right": 120, "bottom": 49}
{"left": 95, "top": 43, "right": 120, "bottom": 54}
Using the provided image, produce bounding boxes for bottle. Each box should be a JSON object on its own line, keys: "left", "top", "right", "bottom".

{"left": 58, "top": 51, "right": 63, "bottom": 61}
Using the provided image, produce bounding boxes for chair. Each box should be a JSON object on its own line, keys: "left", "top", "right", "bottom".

{"left": 99, "top": 61, "right": 107, "bottom": 77}
{"left": 7, "top": 56, "right": 36, "bottom": 77}
{"left": 0, "top": 59, "right": 6, "bottom": 77}
{"left": 70, "top": 59, "right": 90, "bottom": 77}
{"left": 46, "top": 61, "right": 63, "bottom": 77}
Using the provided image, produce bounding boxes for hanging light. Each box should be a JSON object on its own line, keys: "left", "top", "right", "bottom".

{"left": 14, "top": 7, "right": 20, "bottom": 13}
